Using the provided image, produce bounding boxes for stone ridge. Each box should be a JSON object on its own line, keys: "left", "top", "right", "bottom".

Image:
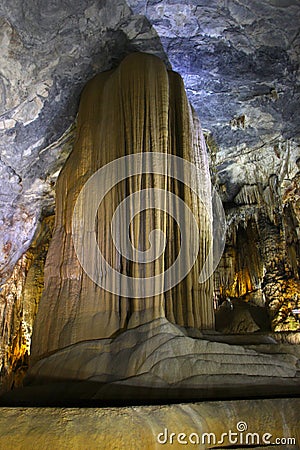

{"left": 0, "top": 398, "right": 299, "bottom": 449}
{"left": 0, "top": 0, "right": 169, "bottom": 280}
{"left": 25, "top": 318, "right": 300, "bottom": 402}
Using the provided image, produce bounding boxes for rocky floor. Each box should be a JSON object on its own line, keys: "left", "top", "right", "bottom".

{"left": 0, "top": 398, "right": 299, "bottom": 449}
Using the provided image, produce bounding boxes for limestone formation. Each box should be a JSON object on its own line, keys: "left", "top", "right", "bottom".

{"left": 0, "top": 398, "right": 300, "bottom": 450}
{"left": 213, "top": 156, "right": 300, "bottom": 331}
{"left": 30, "top": 53, "right": 214, "bottom": 364}
{"left": 0, "top": 216, "right": 54, "bottom": 394}
{"left": 22, "top": 54, "right": 300, "bottom": 401}
{"left": 1, "top": 0, "right": 300, "bottom": 391}
{"left": 0, "top": 0, "right": 299, "bottom": 289}
{"left": 0, "top": 398, "right": 299, "bottom": 449}
{"left": 26, "top": 318, "right": 300, "bottom": 402}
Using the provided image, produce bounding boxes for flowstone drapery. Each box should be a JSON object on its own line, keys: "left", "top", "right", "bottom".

{"left": 30, "top": 53, "right": 214, "bottom": 363}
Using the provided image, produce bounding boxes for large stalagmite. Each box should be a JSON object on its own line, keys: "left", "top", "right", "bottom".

{"left": 30, "top": 53, "right": 214, "bottom": 363}
{"left": 6, "top": 54, "right": 300, "bottom": 403}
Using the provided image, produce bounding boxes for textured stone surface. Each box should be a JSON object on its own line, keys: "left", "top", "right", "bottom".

{"left": 25, "top": 318, "right": 300, "bottom": 402}
{"left": 0, "top": 0, "right": 300, "bottom": 394}
{"left": 128, "top": 0, "right": 300, "bottom": 148}
{"left": 30, "top": 53, "right": 215, "bottom": 364}
{"left": 0, "top": 399, "right": 299, "bottom": 449}
{"left": 0, "top": 215, "right": 54, "bottom": 394}
{"left": 25, "top": 54, "right": 300, "bottom": 400}
{"left": 0, "top": 0, "right": 169, "bottom": 281}
{"left": 0, "top": 0, "right": 299, "bottom": 281}
{"left": 213, "top": 164, "right": 300, "bottom": 332}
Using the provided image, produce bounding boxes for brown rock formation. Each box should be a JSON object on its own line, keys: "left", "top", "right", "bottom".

{"left": 31, "top": 53, "right": 214, "bottom": 363}
{"left": 213, "top": 166, "right": 300, "bottom": 333}
{"left": 26, "top": 318, "right": 300, "bottom": 402}
{"left": 0, "top": 215, "right": 54, "bottom": 393}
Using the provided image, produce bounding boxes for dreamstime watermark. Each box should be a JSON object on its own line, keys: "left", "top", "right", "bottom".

{"left": 157, "top": 421, "right": 297, "bottom": 446}
{"left": 72, "top": 152, "right": 226, "bottom": 297}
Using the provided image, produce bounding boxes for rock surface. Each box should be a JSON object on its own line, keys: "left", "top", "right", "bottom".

{"left": 23, "top": 318, "right": 300, "bottom": 404}
{"left": 0, "top": 215, "right": 54, "bottom": 393}
{"left": 128, "top": 0, "right": 300, "bottom": 148}
{"left": 0, "top": 0, "right": 300, "bottom": 392}
{"left": 0, "top": 398, "right": 299, "bottom": 449}
{"left": 30, "top": 52, "right": 215, "bottom": 364}
{"left": 0, "top": 0, "right": 299, "bottom": 281}
{"left": 0, "top": 0, "right": 169, "bottom": 282}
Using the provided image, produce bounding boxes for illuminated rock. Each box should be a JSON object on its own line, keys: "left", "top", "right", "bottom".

{"left": 0, "top": 216, "right": 54, "bottom": 393}
{"left": 0, "top": 398, "right": 299, "bottom": 449}
{"left": 30, "top": 53, "right": 214, "bottom": 363}
{"left": 23, "top": 55, "right": 300, "bottom": 400}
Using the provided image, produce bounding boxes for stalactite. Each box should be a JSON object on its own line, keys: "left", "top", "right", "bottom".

{"left": 30, "top": 53, "right": 214, "bottom": 364}
{"left": 234, "top": 184, "right": 260, "bottom": 206}
{"left": 214, "top": 219, "right": 264, "bottom": 301}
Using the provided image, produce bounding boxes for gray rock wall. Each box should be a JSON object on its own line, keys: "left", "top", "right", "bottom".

{"left": 0, "top": 0, "right": 299, "bottom": 280}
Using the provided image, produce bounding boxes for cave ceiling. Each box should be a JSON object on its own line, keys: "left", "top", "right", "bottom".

{"left": 0, "top": 0, "right": 299, "bottom": 281}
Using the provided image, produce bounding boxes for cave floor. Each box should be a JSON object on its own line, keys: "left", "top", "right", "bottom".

{"left": 0, "top": 398, "right": 299, "bottom": 450}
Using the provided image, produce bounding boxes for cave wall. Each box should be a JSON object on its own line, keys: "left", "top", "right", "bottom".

{"left": 0, "top": 0, "right": 299, "bottom": 283}
{"left": 0, "top": 215, "right": 54, "bottom": 393}
{"left": 211, "top": 138, "right": 300, "bottom": 331}
{"left": 30, "top": 53, "right": 215, "bottom": 364}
